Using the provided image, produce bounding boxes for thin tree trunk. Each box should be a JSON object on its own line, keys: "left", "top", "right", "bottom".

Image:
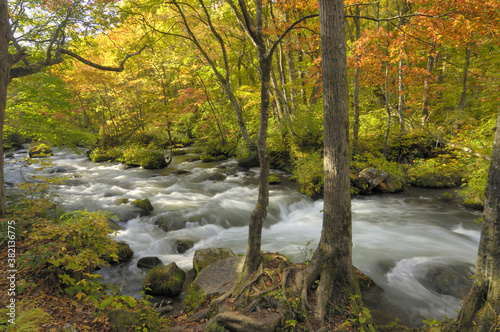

{"left": 421, "top": 43, "right": 436, "bottom": 126}
{"left": 457, "top": 106, "right": 500, "bottom": 331}
{"left": 458, "top": 45, "right": 471, "bottom": 112}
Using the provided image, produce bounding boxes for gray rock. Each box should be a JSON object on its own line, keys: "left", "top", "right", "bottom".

{"left": 193, "top": 248, "right": 235, "bottom": 275}
{"left": 193, "top": 256, "right": 244, "bottom": 297}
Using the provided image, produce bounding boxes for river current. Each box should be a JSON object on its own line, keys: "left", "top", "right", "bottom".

{"left": 5, "top": 148, "right": 482, "bottom": 326}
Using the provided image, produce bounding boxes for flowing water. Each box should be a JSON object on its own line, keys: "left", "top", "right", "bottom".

{"left": 5, "top": 148, "right": 482, "bottom": 327}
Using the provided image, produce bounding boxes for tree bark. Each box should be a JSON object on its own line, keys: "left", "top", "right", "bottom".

{"left": 457, "top": 106, "right": 500, "bottom": 331}
{"left": 352, "top": 4, "right": 361, "bottom": 154}
{"left": 0, "top": 0, "right": 13, "bottom": 219}
{"left": 421, "top": 43, "right": 436, "bottom": 126}
{"left": 304, "top": 0, "right": 358, "bottom": 320}
{"left": 458, "top": 45, "right": 471, "bottom": 112}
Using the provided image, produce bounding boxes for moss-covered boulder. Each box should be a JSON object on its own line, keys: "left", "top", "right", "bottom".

{"left": 107, "top": 308, "right": 161, "bottom": 332}
{"left": 143, "top": 263, "right": 186, "bottom": 297}
{"left": 354, "top": 167, "right": 406, "bottom": 194}
{"left": 90, "top": 150, "right": 112, "bottom": 163}
{"left": 29, "top": 143, "right": 53, "bottom": 158}
{"left": 116, "top": 242, "right": 134, "bottom": 263}
{"left": 132, "top": 198, "right": 154, "bottom": 216}
{"left": 269, "top": 175, "right": 281, "bottom": 185}
{"left": 193, "top": 248, "right": 235, "bottom": 275}
{"left": 140, "top": 151, "right": 168, "bottom": 169}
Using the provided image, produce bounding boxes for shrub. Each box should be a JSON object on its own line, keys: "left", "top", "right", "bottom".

{"left": 407, "top": 156, "right": 465, "bottom": 188}
{"left": 291, "top": 151, "right": 324, "bottom": 199}
{"left": 19, "top": 210, "right": 118, "bottom": 289}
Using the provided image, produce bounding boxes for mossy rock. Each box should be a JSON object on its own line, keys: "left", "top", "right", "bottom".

{"left": 193, "top": 248, "right": 235, "bottom": 275}
{"left": 143, "top": 263, "right": 186, "bottom": 297}
{"left": 140, "top": 151, "right": 168, "bottom": 169}
{"left": 137, "top": 256, "right": 163, "bottom": 269}
{"left": 201, "top": 154, "right": 228, "bottom": 163}
{"left": 117, "top": 197, "right": 129, "bottom": 205}
{"left": 176, "top": 240, "right": 195, "bottom": 254}
{"left": 90, "top": 151, "right": 112, "bottom": 163}
{"left": 116, "top": 242, "right": 134, "bottom": 263}
{"left": 107, "top": 308, "right": 161, "bottom": 332}
{"left": 269, "top": 175, "right": 281, "bottom": 185}
{"left": 132, "top": 198, "right": 154, "bottom": 216}
{"left": 28, "top": 143, "right": 53, "bottom": 158}
{"left": 103, "top": 241, "right": 134, "bottom": 265}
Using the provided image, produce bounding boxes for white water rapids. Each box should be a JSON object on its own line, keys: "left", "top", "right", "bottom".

{"left": 5, "top": 148, "right": 482, "bottom": 326}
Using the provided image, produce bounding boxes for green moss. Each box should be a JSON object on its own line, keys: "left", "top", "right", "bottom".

{"left": 185, "top": 283, "right": 206, "bottom": 313}
{"left": 269, "top": 175, "right": 281, "bottom": 185}
{"left": 143, "top": 263, "right": 186, "bottom": 296}
{"left": 90, "top": 149, "right": 112, "bottom": 163}
{"left": 408, "top": 156, "right": 465, "bottom": 188}
{"left": 132, "top": 198, "right": 154, "bottom": 215}
{"left": 29, "top": 143, "right": 53, "bottom": 158}
{"left": 107, "top": 308, "right": 161, "bottom": 332}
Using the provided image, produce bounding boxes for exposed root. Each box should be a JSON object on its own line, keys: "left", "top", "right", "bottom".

{"left": 243, "top": 285, "right": 279, "bottom": 314}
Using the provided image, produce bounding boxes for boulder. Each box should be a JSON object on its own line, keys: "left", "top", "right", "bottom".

{"left": 176, "top": 240, "right": 194, "bottom": 254}
{"left": 116, "top": 242, "right": 134, "bottom": 263}
{"left": 193, "top": 256, "right": 244, "bottom": 297}
{"left": 269, "top": 175, "right": 281, "bottom": 185}
{"left": 137, "top": 256, "right": 163, "bottom": 269}
{"left": 143, "top": 263, "right": 186, "bottom": 297}
{"left": 208, "top": 172, "right": 227, "bottom": 181}
{"left": 131, "top": 198, "right": 154, "bottom": 216}
{"left": 193, "top": 248, "right": 235, "bottom": 275}
{"left": 356, "top": 167, "right": 405, "bottom": 194}
{"left": 418, "top": 264, "right": 473, "bottom": 299}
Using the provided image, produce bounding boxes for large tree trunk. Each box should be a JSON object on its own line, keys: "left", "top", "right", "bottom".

{"left": 352, "top": 4, "right": 361, "bottom": 154}
{"left": 0, "top": 0, "right": 13, "bottom": 219}
{"left": 457, "top": 106, "right": 500, "bottom": 331}
{"left": 299, "top": 0, "right": 358, "bottom": 321}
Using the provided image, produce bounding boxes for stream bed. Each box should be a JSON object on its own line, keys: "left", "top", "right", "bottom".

{"left": 5, "top": 148, "right": 482, "bottom": 326}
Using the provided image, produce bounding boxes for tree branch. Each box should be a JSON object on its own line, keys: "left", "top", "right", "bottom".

{"left": 59, "top": 46, "right": 148, "bottom": 72}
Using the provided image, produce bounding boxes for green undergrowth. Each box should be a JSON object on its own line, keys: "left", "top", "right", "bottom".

{"left": 1, "top": 170, "right": 169, "bottom": 331}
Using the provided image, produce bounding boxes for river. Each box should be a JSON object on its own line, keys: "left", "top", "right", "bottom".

{"left": 4, "top": 147, "right": 482, "bottom": 327}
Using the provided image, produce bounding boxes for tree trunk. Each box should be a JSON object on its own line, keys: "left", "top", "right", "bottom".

{"left": 243, "top": 58, "right": 271, "bottom": 280}
{"left": 458, "top": 45, "right": 471, "bottom": 112}
{"left": 352, "top": 4, "right": 361, "bottom": 154}
{"left": 421, "top": 43, "right": 435, "bottom": 126}
{"left": 457, "top": 106, "right": 500, "bottom": 331}
{"left": 0, "top": 0, "right": 13, "bottom": 219}
{"left": 305, "top": 0, "right": 358, "bottom": 320}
